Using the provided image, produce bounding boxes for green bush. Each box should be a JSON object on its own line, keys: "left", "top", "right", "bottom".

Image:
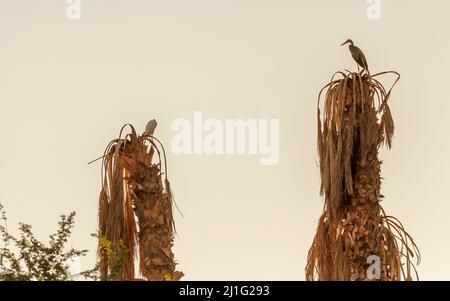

{"left": 0, "top": 204, "right": 88, "bottom": 281}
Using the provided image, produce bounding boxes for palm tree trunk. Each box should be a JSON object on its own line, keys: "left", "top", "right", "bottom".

{"left": 125, "top": 135, "right": 182, "bottom": 280}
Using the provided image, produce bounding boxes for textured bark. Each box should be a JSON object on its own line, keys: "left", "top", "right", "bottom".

{"left": 341, "top": 149, "right": 391, "bottom": 280}
{"left": 125, "top": 136, "right": 183, "bottom": 280}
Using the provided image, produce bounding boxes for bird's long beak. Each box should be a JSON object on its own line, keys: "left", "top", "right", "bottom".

{"left": 340, "top": 41, "right": 348, "bottom": 46}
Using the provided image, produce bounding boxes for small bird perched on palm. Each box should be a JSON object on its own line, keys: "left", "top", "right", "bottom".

{"left": 341, "top": 39, "right": 369, "bottom": 75}
{"left": 144, "top": 119, "right": 157, "bottom": 136}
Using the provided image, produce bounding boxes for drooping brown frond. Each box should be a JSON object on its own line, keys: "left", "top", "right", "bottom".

{"left": 98, "top": 134, "right": 135, "bottom": 280}
{"left": 307, "top": 70, "right": 419, "bottom": 281}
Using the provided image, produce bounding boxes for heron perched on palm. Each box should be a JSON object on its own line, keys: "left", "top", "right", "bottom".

{"left": 341, "top": 39, "right": 369, "bottom": 75}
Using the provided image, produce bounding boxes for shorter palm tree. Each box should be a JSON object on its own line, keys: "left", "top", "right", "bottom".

{"left": 96, "top": 121, "right": 183, "bottom": 280}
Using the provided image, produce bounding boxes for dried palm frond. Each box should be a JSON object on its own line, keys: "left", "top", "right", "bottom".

{"left": 96, "top": 122, "right": 183, "bottom": 281}
{"left": 307, "top": 70, "right": 420, "bottom": 281}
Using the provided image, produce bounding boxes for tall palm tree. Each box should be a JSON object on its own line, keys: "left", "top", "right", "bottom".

{"left": 306, "top": 70, "right": 420, "bottom": 280}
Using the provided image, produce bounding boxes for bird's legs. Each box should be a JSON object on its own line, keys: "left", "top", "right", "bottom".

{"left": 356, "top": 64, "right": 367, "bottom": 77}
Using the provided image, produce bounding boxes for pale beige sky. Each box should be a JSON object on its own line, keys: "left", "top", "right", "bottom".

{"left": 1, "top": 0, "right": 449, "bottom": 280}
